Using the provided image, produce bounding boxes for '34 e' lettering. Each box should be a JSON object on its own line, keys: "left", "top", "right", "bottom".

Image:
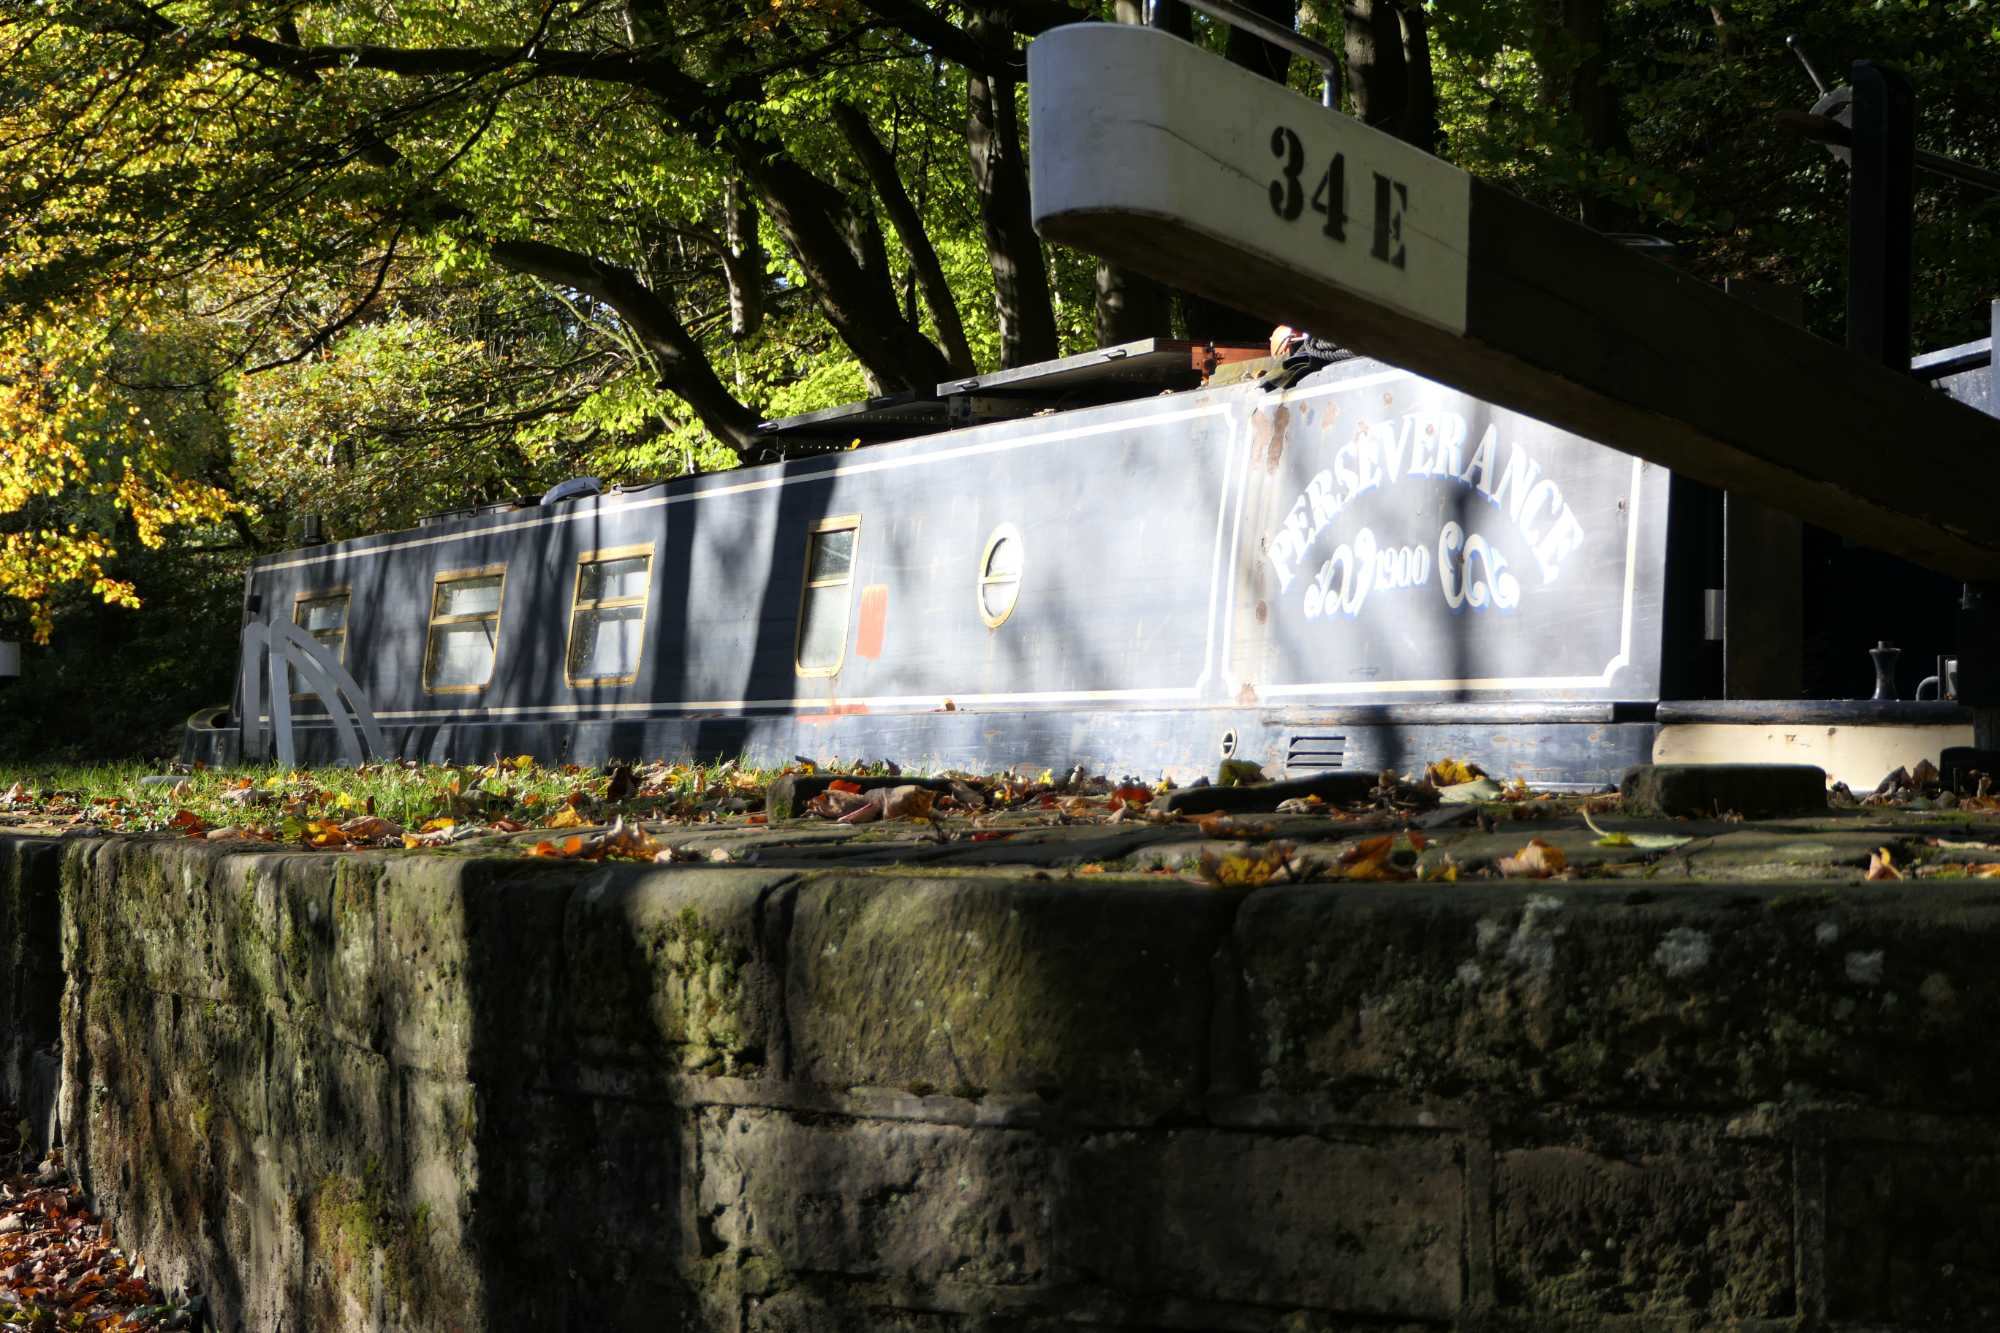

{"left": 1267, "top": 125, "right": 1406, "bottom": 269}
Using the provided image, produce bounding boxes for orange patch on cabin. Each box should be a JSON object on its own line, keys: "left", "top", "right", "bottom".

{"left": 855, "top": 583, "right": 889, "bottom": 659}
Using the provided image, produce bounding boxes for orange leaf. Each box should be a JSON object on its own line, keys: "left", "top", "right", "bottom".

{"left": 1498, "top": 837, "right": 1567, "bottom": 878}
{"left": 1338, "top": 834, "right": 1404, "bottom": 880}
{"left": 828, "top": 779, "right": 863, "bottom": 795}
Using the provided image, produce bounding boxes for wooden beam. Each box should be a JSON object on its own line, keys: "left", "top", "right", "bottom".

{"left": 1028, "top": 23, "right": 2000, "bottom": 579}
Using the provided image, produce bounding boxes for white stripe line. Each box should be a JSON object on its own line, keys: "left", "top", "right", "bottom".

{"left": 264, "top": 684, "right": 1205, "bottom": 725}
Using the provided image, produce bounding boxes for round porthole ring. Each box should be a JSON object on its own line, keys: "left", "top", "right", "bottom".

{"left": 978, "top": 523, "right": 1024, "bottom": 629}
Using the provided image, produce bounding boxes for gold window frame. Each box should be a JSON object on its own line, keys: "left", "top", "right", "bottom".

{"left": 564, "top": 542, "right": 655, "bottom": 688}
{"left": 794, "top": 515, "right": 861, "bottom": 678}
{"left": 977, "top": 524, "right": 1024, "bottom": 629}
{"left": 423, "top": 564, "right": 508, "bottom": 695}
{"left": 290, "top": 587, "right": 352, "bottom": 702}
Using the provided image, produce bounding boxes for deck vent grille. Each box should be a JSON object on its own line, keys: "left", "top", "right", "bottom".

{"left": 1285, "top": 733, "right": 1347, "bottom": 774}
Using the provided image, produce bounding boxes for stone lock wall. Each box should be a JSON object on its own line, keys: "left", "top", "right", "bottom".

{"left": 4, "top": 833, "right": 2000, "bottom": 1329}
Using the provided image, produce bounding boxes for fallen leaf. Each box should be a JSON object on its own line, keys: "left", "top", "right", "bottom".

{"left": 1498, "top": 837, "right": 1567, "bottom": 878}
{"left": 1424, "top": 758, "right": 1487, "bottom": 787}
{"left": 1196, "top": 843, "right": 1294, "bottom": 889}
{"left": 1438, "top": 777, "right": 1504, "bottom": 804}
{"left": 880, "top": 785, "right": 935, "bottom": 819}
{"left": 1581, "top": 808, "right": 1692, "bottom": 851}
{"left": 338, "top": 815, "right": 404, "bottom": 842}
{"left": 546, "top": 805, "right": 587, "bottom": 830}
{"left": 1218, "top": 759, "right": 1267, "bottom": 787}
{"left": 301, "top": 820, "right": 347, "bottom": 849}
{"left": 808, "top": 784, "right": 872, "bottom": 816}
{"left": 1866, "top": 847, "right": 1902, "bottom": 880}
{"left": 1337, "top": 834, "right": 1406, "bottom": 880}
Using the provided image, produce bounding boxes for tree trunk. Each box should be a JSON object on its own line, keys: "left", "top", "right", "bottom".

{"left": 1395, "top": 1, "right": 1440, "bottom": 154}
{"left": 736, "top": 147, "right": 954, "bottom": 391}
{"left": 967, "top": 7, "right": 1061, "bottom": 368}
{"left": 1093, "top": 0, "right": 1173, "bottom": 347}
{"left": 1343, "top": 0, "right": 1408, "bottom": 132}
{"left": 1532, "top": 0, "right": 1632, "bottom": 230}
{"left": 832, "top": 101, "right": 976, "bottom": 375}
{"left": 720, "top": 180, "right": 764, "bottom": 339}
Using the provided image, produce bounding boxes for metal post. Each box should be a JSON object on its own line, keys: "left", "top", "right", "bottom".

{"left": 1847, "top": 61, "right": 1916, "bottom": 372}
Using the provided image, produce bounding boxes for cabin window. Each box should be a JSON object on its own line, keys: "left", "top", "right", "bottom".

{"left": 290, "top": 590, "right": 350, "bottom": 699}
{"left": 566, "top": 545, "right": 654, "bottom": 687}
{"left": 424, "top": 567, "right": 506, "bottom": 692}
{"left": 795, "top": 516, "right": 860, "bottom": 676}
{"left": 978, "top": 524, "right": 1023, "bottom": 628}
{"left": 293, "top": 591, "right": 350, "bottom": 662}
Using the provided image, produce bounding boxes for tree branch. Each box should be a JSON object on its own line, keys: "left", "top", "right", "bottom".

{"left": 832, "top": 101, "right": 973, "bottom": 374}
{"left": 489, "top": 239, "right": 763, "bottom": 456}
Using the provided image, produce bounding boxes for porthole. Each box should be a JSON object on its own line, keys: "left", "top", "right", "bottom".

{"left": 978, "top": 524, "right": 1023, "bottom": 628}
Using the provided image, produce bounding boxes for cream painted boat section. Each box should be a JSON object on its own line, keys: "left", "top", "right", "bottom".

{"left": 1653, "top": 722, "right": 1974, "bottom": 791}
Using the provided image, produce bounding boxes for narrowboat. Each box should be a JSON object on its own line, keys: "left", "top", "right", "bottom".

{"left": 182, "top": 333, "right": 1991, "bottom": 789}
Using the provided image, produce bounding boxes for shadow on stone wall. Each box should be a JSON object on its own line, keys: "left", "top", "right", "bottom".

{"left": 17, "top": 834, "right": 2000, "bottom": 1329}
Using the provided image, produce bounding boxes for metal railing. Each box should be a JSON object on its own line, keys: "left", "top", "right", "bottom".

{"left": 1148, "top": 0, "right": 1342, "bottom": 108}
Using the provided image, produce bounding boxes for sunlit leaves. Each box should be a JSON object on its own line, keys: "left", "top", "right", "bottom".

{"left": 0, "top": 298, "right": 238, "bottom": 639}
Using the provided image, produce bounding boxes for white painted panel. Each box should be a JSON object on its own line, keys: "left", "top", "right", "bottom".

{"left": 1029, "top": 23, "right": 1471, "bottom": 336}
{"left": 1653, "top": 723, "right": 1974, "bottom": 793}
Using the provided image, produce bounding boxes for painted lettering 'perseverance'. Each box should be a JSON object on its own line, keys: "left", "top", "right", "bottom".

{"left": 1268, "top": 413, "right": 1587, "bottom": 594}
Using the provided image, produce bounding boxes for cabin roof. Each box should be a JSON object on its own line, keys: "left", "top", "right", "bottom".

{"left": 755, "top": 338, "right": 1265, "bottom": 446}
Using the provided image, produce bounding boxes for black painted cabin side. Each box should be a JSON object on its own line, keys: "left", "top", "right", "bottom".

{"left": 189, "top": 348, "right": 1698, "bottom": 785}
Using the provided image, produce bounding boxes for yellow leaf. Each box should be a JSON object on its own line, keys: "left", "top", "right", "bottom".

{"left": 546, "top": 805, "right": 586, "bottom": 829}
{"left": 1424, "top": 757, "right": 1487, "bottom": 787}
